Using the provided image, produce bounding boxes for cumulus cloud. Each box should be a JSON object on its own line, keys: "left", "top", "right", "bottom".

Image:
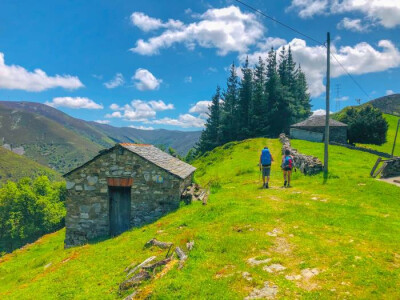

{"left": 104, "top": 73, "right": 125, "bottom": 89}
{"left": 148, "top": 114, "right": 206, "bottom": 128}
{"left": 312, "top": 109, "right": 333, "bottom": 115}
{"left": 242, "top": 38, "right": 400, "bottom": 97}
{"left": 130, "top": 12, "right": 183, "bottom": 32}
{"left": 94, "top": 120, "right": 110, "bottom": 124}
{"left": 386, "top": 89, "right": 395, "bottom": 95}
{"left": 107, "top": 100, "right": 173, "bottom": 121}
{"left": 133, "top": 68, "right": 162, "bottom": 91}
{"left": 184, "top": 76, "right": 192, "bottom": 83}
{"left": 128, "top": 125, "right": 154, "bottom": 130}
{"left": 0, "top": 53, "right": 84, "bottom": 92}
{"left": 130, "top": 5, "right": 264, "bottom": 56}
{"left": 337, "top": 17, "right": 370, "bottom": 32}
{"left": 189, "top": 100, "right": 212, "bottom": 115}
{"left": 289, "top": 0, "right": 400, "bottom": 28}
{"left": 45, "top": 97, "right": 103, "bottom": 109}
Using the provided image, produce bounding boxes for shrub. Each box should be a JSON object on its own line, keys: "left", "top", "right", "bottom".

{"left": 336, "top": 105, "right": 388, "bottom": 145}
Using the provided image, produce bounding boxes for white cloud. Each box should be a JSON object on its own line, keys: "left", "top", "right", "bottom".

{"left": 312, "top": 109, "right": 333, "bottom": 115}
{"left": 0, "top": 53, "right": 84, "bottom": 92}
{"left": 335, "top": 96, "right": 349, "bottom": 101}
{"left": 289, "top": 0, "right": 400, "bottom": 28}
{"left": 386, "top": 89, "right": 395, "bottom": 95}
{"left": 107, "top": 100, "right": 173, "bottom": 121}
{"left": 257, "top": 37, "right": 287, "bottom": 51}
{"left": 94, "top": 120, "right": 110, "bottom": 124}
{"left": 130, "top": 12, "right": 183, "bottom": 32}
{"left": 242, "top": 38, "right": 400, "bottom": 97}
{"left": 133, "top": 68, "right": 162, "bottom": 91}
{"left": 189, "top": 100, "right": 211, "bottom": 114}
{"left": 148, "top": 114, "right": 206, "bottom": 128}
{"left": 104, "top": 73, "right": 125, "bottom": 89}
{"left": 105, "top": 111, "right": 122, "bottom": 118}
{"left": 184, "top": 76, "right": 192, "bottom": 83}
{"left": 128, "top": 125, "right": 154, "bottom": 130}
{"left": 207, "top": 67, "right": 218, "bottom": 73}
{"left": 148, "top": 100, "right": 174, "bottom": 111}
{"left": 92, "top": 74, "right": 103, "bottom": 80}
{"left": 45, "top": 97, "right": 103, "bottom": 109}
{"left": 130, "top": 5, "right": 264, "bottom": 56}
{"left": 337, "top": 17, "right": 370, "bottom": 32}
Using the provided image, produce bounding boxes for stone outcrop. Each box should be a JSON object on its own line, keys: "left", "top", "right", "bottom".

{"left": 279, "top": 134, "right": 323, "bottom": 175}
{"left": 381, "top": 158, "right": 400, "bottom": 178}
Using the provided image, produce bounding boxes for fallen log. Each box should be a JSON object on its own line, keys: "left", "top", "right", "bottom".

{"left": 175, "top": 247, "right": 187, "bottom": 269}
{"left": 144, "top": 238, "right": 173, "bottom": 249}
{"left": 126, "top": 256, "right": 156, "bottom": 277}
{"left": 119, "top": 271, "right": 151, "bottom": 291}
{"left": 142, "top": 257, "right": 172, "bottom": 272}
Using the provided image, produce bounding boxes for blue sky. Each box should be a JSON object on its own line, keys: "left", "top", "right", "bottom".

{"left": 0, "top": 0, "right": 399, "bottom": 130}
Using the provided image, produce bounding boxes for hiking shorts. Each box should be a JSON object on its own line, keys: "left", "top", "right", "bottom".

{"left": 283, "top": 166, "right": 292, "bottom": 172}
{"left": 262, "top": 165, "right": 271, "bottom": 177}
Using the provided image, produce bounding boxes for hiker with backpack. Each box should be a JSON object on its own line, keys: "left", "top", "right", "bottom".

{"left": 259, "top": 146, "right": 274, "bottom": 189}
{"left": 282, "top": 149, "right": 294, "bottom": 188}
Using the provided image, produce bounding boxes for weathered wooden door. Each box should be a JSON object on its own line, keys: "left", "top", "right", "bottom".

{"left": 109, "top": 187, "right": 131, "bottom": 236}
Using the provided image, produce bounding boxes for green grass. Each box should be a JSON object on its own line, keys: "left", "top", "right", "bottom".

{"left": 0, "top": 147, "right": 61, "bottom": 186}
{"left": 355, "top": 113, "right": 400, "bottom": 155}
{"left": 1, "top": 138, "right": 400, "bottom": 299}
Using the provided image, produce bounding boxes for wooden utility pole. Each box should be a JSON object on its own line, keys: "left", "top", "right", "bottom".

{"left": 324, "top": 32, "right": 331, "bottom": 174}
{"left": 392, "top": 118, "right": 400, "bottom": 157}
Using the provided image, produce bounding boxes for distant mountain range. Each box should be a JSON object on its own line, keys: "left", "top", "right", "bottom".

{"left": 0, "top": 101, "right": 201, "bottom": 173}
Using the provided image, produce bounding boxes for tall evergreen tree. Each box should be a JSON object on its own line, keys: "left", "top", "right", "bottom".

{"left": 220, "top": 63, "right": 239, "bottom": 143}
{"left": 238, "top": 57, "right": 253, "bottom": 139}
{"left": 294, "top": 65, "right": 312, "bottom": 121}
{"left": 266, "top": 48, "right": 294, "bottom": 136}
{"left": 250, "top": 56, "right": 268, "bottom": 136}
{"left": 197, "top": 86, "right": 222, "bottom": 153}
{"left": 278, "top": 46, "right": 289, "bottom": 86}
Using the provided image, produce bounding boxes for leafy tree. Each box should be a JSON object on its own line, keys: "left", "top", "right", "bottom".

{"left": 184, "top": 148, "right": 197, "bottom": 163}
{"left": 0, "top": 176, "right": 66, "bottom": 253}
{"left": 336, "top": 105, "right": 388, "bottom": 145}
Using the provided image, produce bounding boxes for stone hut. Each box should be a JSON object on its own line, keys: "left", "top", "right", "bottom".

{"left": 63, "top": 143, "right": 196, "bottom": 248}
{"left": 290, "top": 115, "right": 348, "bottom": 143}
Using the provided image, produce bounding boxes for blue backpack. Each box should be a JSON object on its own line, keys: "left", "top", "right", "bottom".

{"left": 261, "top": 148, "right": 271, "bottom": 165}
{"left": 284, "top": 155, "right": 293, "bottom": 168}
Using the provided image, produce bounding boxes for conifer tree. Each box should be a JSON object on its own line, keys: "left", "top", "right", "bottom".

{"left": 197, "top": 86, "right": 222, "bottom": 153}
{"left": 220, "top": 63, "right": 239, "bottom": 143}
{"left": 238, "top": 57, "right": 253, "bottom": 139}
{"left": 294, "top": 65, "right": 312, "bottom": 121}
{"left": 250, "top": 56, "right": 268, "bottom": 136}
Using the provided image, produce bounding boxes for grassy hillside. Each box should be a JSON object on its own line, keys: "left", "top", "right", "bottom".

{"left": 0, "top": 147, "right": 61, "bottom": 185}
{"left": 1, "top": 138, "right": 400, "bottom": 299}
{"left": 0, "top": 104, "right": 103, "bottom": 173}
{"left": 367, "top": 93, "right": 400, "bottom": 116}
{"left": 356, "top": 113, "right": 400, "bottom": 156}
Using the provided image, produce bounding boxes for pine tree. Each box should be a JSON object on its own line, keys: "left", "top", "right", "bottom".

{"left": 250, "top": 56, "right": 268, "bottom": 136}
{"left": 197, "top": 86, "right": 222, "bottom": 153}
{"left": 265, "top": 48, "right": 294, "bottom": 136}
{"left": 220, "top": 63, "right": 239, "bottom": 143}
{"left": 294, "top": 65, "right": 312, "bottom": 121}
{"left": 278, "top": 46, "right": 288, "bottom": 86}
{"left": 238, "top": 57, "right": 253, "bottom": 139}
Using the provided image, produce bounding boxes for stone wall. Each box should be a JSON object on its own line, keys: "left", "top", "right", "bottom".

{"left": 64, "top": 146, "right": 192, "bottom": 247}
{"left": 279, "top": 134, "right": 323, "bottom": 175}
{"left": 381, "top": 158, "right": 400, "bottom": 178}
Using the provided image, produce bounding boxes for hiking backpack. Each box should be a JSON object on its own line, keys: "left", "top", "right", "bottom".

{"left": 261, "top": 148, "right": 271, "bottom": 165}
{"left": 284, "top": 155, "right": 293, "bottom": 168}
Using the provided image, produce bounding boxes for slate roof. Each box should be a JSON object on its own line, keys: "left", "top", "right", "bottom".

{"left": 120, "top": 143, "right": 196, "bottom": 179}
{"left": 291, "top": 115, "right": 347, "bottom": 128}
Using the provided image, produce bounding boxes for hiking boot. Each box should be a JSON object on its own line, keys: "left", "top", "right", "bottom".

{"left": 265, "top": 183, "right": 269, "bottom": 189}
{"left": 287, "top": 184, "right": 291, "bottom": 188}
{"left": 284, "top": 181, "right": 287, "bottom": 187}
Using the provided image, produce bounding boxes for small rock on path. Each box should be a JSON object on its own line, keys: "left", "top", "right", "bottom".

{"left": 245, "top": 282, "right": 278, "bottom": 299}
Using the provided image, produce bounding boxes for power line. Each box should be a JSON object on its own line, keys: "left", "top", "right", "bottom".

{"left": 234, "top": 0, "right": 371, "bottom": 100}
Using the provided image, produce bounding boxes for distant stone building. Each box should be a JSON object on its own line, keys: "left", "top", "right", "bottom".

{"left": 290, "top": 115, "right": 348, "bottom": 143}
{"left": 63, "top": 143, "right": 196, "bottom": 248}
